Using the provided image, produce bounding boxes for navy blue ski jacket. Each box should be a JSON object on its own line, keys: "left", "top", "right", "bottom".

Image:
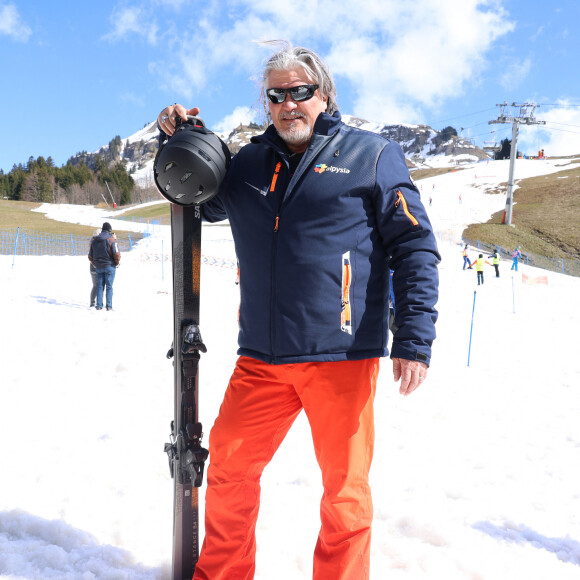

{"left": 201, "top": 111, "right": 440, "bottom": 365}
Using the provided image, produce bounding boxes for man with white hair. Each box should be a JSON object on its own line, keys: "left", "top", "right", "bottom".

{"left": 158, "top": 41, "right": 440, "bottom": 580}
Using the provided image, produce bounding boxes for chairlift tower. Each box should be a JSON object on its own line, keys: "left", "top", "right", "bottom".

{"left": 489, "top": 102, "right": 545, "bottom": 225}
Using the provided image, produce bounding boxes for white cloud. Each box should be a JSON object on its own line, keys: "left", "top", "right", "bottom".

{"left": 111, "top": 0, "right": 517, "bottom": 127}
{"left": 530, "top": 25, "right": 545, "bottom": 41}
{"left": 119, "top": 92, "right": 146, "bottom": 108}
{"left": 152, "top": 0, "right": 191, "bottom": 8}
{"left": 323, "top": 37, "right": 424, "bottom": 124}
{"left": 143, "top": 0, "right": 515, "bottom": 124}
{"left": 0, "top": 2, "right": 32, "bottom": 42}
{"left": 149, "top": 9, "right": 272, "bottom": 100}
{"left": 519, "top": 102, "right": 580, "bottom": 157}
{"left": 103, "top": 5, "right": 158, "bottom": 45}
{"left": 499, "top": 58, "right": 532, "bottom": 91}
{"left": 214, "top": 106, "right": 258, "bottom": 133}
{"left": 325, "top": 1, "right": 516, "bottom": 123}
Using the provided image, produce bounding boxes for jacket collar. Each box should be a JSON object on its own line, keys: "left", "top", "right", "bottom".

{"left": 313, "top": 110, "right": 342, "bottom": 136}
{"left": 252, "top": 110, "right": 343, "bottom": 153}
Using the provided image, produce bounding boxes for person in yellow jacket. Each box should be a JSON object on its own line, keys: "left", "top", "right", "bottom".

{"left": 475, "top": 254, "right": 485, "bottom": 285}
{"left": 488, "top": 249, "right": 500, "bottom": 277}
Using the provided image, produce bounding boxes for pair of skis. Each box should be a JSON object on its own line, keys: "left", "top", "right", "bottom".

{"left": 164, "top": 203, "right": 208, "bottom": 580}
{"left": 156, "top": 114, "right": 230, "bottom": 579}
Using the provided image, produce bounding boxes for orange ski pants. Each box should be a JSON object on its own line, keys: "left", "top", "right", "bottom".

{"left": 193, "top": 355, "right": 379, "bottom": 580}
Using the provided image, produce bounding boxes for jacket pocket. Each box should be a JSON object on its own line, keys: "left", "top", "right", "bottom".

{"left": 395, "top": 190, "right": 419, "bottom": 226}
{"left": 341, "top": 251, "right": 352, "bottom": 334}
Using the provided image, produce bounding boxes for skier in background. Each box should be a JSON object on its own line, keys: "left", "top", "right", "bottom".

{"left": 511, "top": 246, "right": 522, "bottom": 271}
{"left": 475, "top": 253, "right": 486, "bottom": 285}
{"left": 463, "top": 244, "right": 473, "bottom": 269}
{"left": 489, "top": 248, "right": 500, "bottom": 277}
{"left": 158, "top": 41, "right": 439, "bottom": 580}
{"left": 88, "top": 222, "right": 120, "bottom": 311}
{"left": 89, "top": 228, "right": 100, "bottom": 307}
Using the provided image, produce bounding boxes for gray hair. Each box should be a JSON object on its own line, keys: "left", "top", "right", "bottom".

{"left": 260, "top": 40, "right": 338, "bottom": 115}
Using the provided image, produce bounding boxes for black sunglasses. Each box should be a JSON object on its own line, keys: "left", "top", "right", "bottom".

{"left": 266, "top": 84, "right": 319, "bottom": 104}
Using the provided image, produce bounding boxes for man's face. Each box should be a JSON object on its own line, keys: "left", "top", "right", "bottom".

{"left": 266, "top": 67, "right": 328, "bottom": 153}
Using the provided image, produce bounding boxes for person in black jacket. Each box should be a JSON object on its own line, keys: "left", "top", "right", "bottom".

{"left": 158, "top": 41, "right": 439, "bottom": 580}
{"left": 89, "top": 229, "right": 100, "bottom": 307}
{"left": 88, "top": 222, "right": 120, "bottom": 311}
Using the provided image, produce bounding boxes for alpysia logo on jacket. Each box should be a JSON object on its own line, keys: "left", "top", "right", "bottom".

{"left": 314, "top": 164, "right": 351, "bottom": 174}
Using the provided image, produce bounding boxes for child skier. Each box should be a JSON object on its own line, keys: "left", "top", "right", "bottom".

{"left": 475, "top": 254, "right": 487, "bottom": 285}
{"left": 511, "top": 247, "right": 522, "bottom": 271}
{"left": 463, "top": 245, "right": 473, "bottom": 270}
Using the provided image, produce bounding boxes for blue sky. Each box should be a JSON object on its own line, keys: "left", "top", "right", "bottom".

{"left": 1, "top": 0, "right": 580, "bottom": 173}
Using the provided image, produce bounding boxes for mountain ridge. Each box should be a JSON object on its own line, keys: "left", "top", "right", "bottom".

{"left": 70, "top": 116, "right": 491, "bottom": 185}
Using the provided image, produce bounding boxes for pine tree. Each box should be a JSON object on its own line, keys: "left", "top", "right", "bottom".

{"left": 22, "top": 169, "right": 53, "bottom": 203}
{"left": 8, "top": 165, "right": 26, "bottom": 200}
{"left": 494, "top": 138, "right": 521, "bottom": 161}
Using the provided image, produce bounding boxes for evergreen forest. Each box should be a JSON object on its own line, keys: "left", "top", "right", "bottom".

{"left": 0, "top": 136, "right": 137, "bottom": 207}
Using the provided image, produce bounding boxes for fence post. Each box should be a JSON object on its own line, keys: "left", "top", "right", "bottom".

{"left": 11, "top": 226, "right": 20, "bottom": 269}
{"left": 5, "top": 229, "right": 142, "bottom": 259}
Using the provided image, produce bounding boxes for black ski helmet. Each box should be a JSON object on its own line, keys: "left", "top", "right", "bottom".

{"left": 154, "top": 116, "right": 231, "bottom": 206}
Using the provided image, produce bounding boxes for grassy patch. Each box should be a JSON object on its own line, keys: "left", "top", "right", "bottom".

{"left": 121, "top": 201, "right": 170, "bottom": 223}
{"left": 463, "top": 164, "right": 580, "bottom": 261}
{"left": 0, "top": 200, "right": 143, "bottom": 240}
{"left": 0, "top": 200, "right": 100, "bottom": 236}
{"left": 410, "top": 166, "right": 467, "bottom": 180}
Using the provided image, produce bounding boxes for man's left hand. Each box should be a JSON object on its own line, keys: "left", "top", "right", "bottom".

{"left": 392, "top": 358, "right": 428, "bottom": 396}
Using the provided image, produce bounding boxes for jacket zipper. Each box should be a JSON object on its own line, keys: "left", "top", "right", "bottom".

{"left": 270, "top": 160, "right": 285, "bottom": 362}
{"left": 270, "top": 161, "right": 281, "bottom": 192}
{"left": 395, "top": 190, "right": 419, "bottom": 226}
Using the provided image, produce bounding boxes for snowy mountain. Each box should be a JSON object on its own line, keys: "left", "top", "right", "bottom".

{"left": 341, "top": 115, "right": 489, "bottom": 164}
{"left": 70, "top": 116, "right": 490, "bottom": 187}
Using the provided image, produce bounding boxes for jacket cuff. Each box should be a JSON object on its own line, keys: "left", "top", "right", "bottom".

{"left": 390, "top": 342, "right": 431, "bottom": 367}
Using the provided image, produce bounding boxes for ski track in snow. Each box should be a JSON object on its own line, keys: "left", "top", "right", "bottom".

{"left": 2, "top": 157, "right": 580, "bottom": 579}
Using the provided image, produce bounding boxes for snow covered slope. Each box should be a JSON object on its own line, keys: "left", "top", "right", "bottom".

{"left": 2, "top": 159, "right": 580, "bottom": 580}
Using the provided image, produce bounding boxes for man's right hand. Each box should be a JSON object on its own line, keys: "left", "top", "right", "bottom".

{"left": 157, "top": 105, "right": 200, "bottom": 136}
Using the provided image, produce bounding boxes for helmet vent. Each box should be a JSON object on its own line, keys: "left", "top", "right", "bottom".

{"left": 195, "top": 185, "right": 205, "bottom": 197}
{"left": 180, "top": 171, "right": 192, "bottom": 184}
{"left": 197, "top": 148, "right": 211, "bottom": 162}
{"left": 165, "top": 161, "right": 176, "bottom": 172}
